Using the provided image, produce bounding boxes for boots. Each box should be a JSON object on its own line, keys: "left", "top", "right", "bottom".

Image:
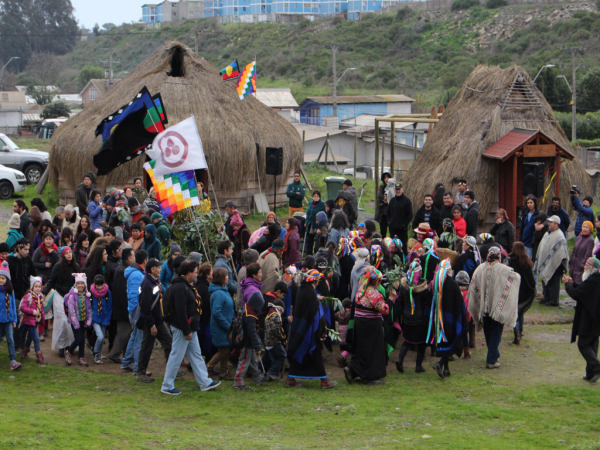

{"left": 21, "top": 347, "right": 29, "bottom": 361}
{"left": 321, "top": 378, "right": 338, "bottom": 389}
{"left": 512, "top": 330, "right": 521, "bottom": 345}
{"left": 469, "top": 325, "right": 476, "bottom": 349}
{"left": 36, "top": 351, "right": 47, "bottom": 365}
{"left": 415, "top": 345, "right": 426, "bottom": 373}
{"left": 395, "top": 344, "right": 409, "bottom": 373}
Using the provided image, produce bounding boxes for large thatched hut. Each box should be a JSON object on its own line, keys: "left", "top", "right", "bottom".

{"left": 49, "top": 41, "right": 304, "bottom": 211}
{"left": 403, "top": 64, "right": 591, "bottom": 232}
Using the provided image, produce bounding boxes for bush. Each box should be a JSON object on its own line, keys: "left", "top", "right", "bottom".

{"left": 396, "top": 6, "right": 414, "bottom": 20}
{"left": 303, "top": 75, "right": 314, "bottom": 87}
{"left": 332, "top": 15, "right": 344, "bottom": 25}
{"left": 485, "top": 0, "right": 507, "bottom": 8}
{"left": 451, "top": 0, "right": 479, "bottom": 11}
{"left": 41, "top": 102, "right": 71, "bottom": 119}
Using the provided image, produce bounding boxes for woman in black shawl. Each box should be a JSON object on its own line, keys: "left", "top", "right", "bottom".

{"left": 395, "top": 260, "right": 432, "bottom": 374}
{"left": 286, "top": 269, "right": 338, "bottom": 389}
{"left": 427, "top": 259, "right": 467, "bottom": 379}
{"left": 508, "top": 242, "right": 536, "bottom": 344}
{"left": 344, "top": 266, "right": 390, "bottom": 385}
{"left": 336, "top": 238, "right": 355, "bottom": 301}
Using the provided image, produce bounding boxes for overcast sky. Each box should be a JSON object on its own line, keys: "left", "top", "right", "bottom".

{"left": 71, "top": 0, "right": 142, "bottom": 29}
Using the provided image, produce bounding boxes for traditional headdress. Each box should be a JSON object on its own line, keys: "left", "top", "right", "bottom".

{"left": 406, "top": 260, "right": 422, "bottom": 315}
{"left": 427, "top": 259, "right": 453, "bottom": 345}
{"left": 371, "top": 245, "right": 383, "bottom": 269}
{"left": 356, "top": 266, "right": 383, "bottom": 300}
{"left": 487, "top": 246, "right": 502, "bottom": 262}
{"left": 480, "top": 233, "right": 493, "bottom": 242}
{"left": 336, "top": 237, "right": 352, "bottom": 258}
{"left": 303, "top": 269, "right": 321, "bottom": 283}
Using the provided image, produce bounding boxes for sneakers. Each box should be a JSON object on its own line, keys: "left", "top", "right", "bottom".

{"left": 94, "top": 353, "right": 103, "bottom": 365}
{"left": 161, "top": 388, "right": 181, "bottom": 396}
{"left": 201, "top": 380, "right": 221, "bottom": 392}
{"left": 78, "top": 358, "right": 89, "bottom": 367}
{"left": 64, "top": 350, "right": 72, "bottom": 366}
{"left": 233, "top": 385, "right": 250, "bottom": 391}
{"left": 486, "top": 362, "right": 501, "bottom": 369}
{"left": 136, "top": 374, "right": 155, "bottom": 383}
{"left": 10, "top": 360, "right": 21, "bottom": 371}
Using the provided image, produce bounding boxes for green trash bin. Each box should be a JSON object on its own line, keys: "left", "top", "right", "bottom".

{"left": 323, "top": 176, "right": 346, "bottom": 201}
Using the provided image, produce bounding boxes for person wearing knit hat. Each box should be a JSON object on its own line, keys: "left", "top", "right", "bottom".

{"left": 563, "top": 256, "right": 600, "bottom": 383}
{"left": 20, "top": 275, "right": 46, "bottom": 363}
{"left": 151, "top": 212, "right": 171, "bottom": 249}
{"left": 0, "top": 242, "right": 9, "bottom": 263}
{"left": 90, "top": 273, "right": 112, "bottom": 364}
{"left": 188, "top": 252, "right": 202, "bottom": 263}
{"left": 259, "top": 239, "right": 285, "bottom": 294}
{"left": 569, "top": 219, "right": 595, "bottom": 284}
{"left": 159, "top": 242, "right": 183, "bottom": 292}
{"left": 64, "top": 273, "right": 92, "bottom": 367}
{"left": 6, "top": 213, "right": 24, "bottom": 252}
{"left": 394, "top": 259, "right": 431, "bottom": 374}
{"left": 0, "top": 260, "right": 21, "bottom": 370}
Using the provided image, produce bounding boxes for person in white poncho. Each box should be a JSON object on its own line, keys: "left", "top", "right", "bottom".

{"left": 533, "top": 215, "right": 569, "bottom": 307}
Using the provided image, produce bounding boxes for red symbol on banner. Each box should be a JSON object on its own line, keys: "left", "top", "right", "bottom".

{"left": 158, "top": 131, "right": 189, "bottom": 168}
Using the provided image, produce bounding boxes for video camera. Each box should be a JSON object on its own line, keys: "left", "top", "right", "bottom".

{"left": 570, "top": 185, "right": 582, "bottom": 195}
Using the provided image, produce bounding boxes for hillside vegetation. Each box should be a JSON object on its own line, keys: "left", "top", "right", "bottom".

{"left": 28, "top": 3, "right": 600, "bottom": 107}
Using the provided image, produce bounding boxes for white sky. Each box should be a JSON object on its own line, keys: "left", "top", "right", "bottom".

{"left": 71, "top": 0, "right": 142, "bottom": 29}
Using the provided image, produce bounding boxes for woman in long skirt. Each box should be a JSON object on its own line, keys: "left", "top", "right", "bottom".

{"left": 345, "top": 266, "right": 390, "bottom": 385}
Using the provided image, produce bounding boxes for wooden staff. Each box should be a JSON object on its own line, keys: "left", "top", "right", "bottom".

{"left": 193, "top": 171, "right": 212, "bottom": 261}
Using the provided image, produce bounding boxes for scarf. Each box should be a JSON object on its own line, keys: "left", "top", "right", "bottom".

{"left": 90, "top": 283, "right": 109, "bottom": 315}
{"left": 356, "top": 266, "right": 382, "bottom": 301}
{"left": 427, "top": 259, "right": 452, "bottom": 345}
{"left": 371, "top": 245, "right": 383, "bottom": 269}
{"left": 336, "top": 238, "right": 351, "bottom": 258}
{"left": 78, "top": 291, "right": 87, "bottom": 322}
{"left": 533, "top": 229, "right": 569, "bottom": 284}
{"left": 261, "top": 248, "right": 275, "bottom": 260}
{"left": 30, "top": 292, "right": 43, "bottom": 322}
{"left": 284, "top": 224, "right": 297, "bottom": 252}
{"left": 42, "top": 243, "right": 58, "bottom": 257}
{"left": 189, "top": 279, "right": 202, "bottom": 316}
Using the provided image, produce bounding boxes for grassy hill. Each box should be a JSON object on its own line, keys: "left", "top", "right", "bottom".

{"left": 45, "top": 3, "right": 600, "bottom": 107}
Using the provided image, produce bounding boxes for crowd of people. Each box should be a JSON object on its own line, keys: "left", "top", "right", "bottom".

{"left": 0, "top": 170, "right": 599, "bottom": 395}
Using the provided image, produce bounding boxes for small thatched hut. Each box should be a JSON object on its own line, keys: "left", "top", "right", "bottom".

{"left": 49, "top": 41, "right": 304, "bottom": 211}
{"left": 403, "top": 64, "right": 591, "bottom": 231}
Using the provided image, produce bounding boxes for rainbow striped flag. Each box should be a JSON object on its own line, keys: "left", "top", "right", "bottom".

{"left": 143, "top": 159, "right": 200, "bottom": 217}
{"left": 236, "top": 60, "right": 256, "bottom": 100}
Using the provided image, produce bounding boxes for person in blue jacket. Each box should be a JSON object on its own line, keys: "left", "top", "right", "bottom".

{"left": 572, "top": 192, "right": 595, "bottom": 237}
{"left": 0, "top": 261, "right": 20, "bottom": 370}
{"left": 142, "top": 224, "right": 162, "bottom": 261}
{"left": 159, "top": 242, "right": 182, "bottom": 292}
{"left": 519, "top": 195, "right": 539, "bottom": 259}
{"left": 206, "top": 268, "right": 236, "bottom": 380}
{"left": 304, "top": 190, "right": 326, "bottom": 255}
{"left": 90, "top": 274, "right": 112, "bottom": 364}
{"left": 88, "top": 190, "right": 103, "bottom": 231}
{"left": 121, "top": 250, "right": 147, "bottom": 374}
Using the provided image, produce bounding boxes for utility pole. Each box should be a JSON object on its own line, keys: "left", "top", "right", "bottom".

{"left": 100, "top": 49, "right": 120, "bottom": 87}
{"left": 194, "top": 30, "right": 201, "bottom": 53}
{"left": 325, "top": 43, "right": 340, "bottom": 118}
{"left": 559, "top": 46, "right": 586, "bottom": 142}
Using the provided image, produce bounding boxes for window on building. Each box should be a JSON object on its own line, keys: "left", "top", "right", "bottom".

{"left": 89, "top": 88, "right": 98, "bottom": 100}
{"left": 372, "top": 0, "right": 376, "bottom": 4}
{"left": 294, "top": 3, "right": 298, "bottom": 6}
{"left": 284, "top": 2, "right": 288, "bottom": 6}
{"left": 400, "top": 138, "right": 406, "bottom": 145}
{"left": 309, "top": 108, "right": 319, "bottom": 117}
{"left": 304, "top": 3, "right": 310, "bottom": 6}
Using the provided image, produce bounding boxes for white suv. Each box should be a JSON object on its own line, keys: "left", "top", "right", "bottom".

{"left": 0, "top": 164, "right": 26, "bottom": 199}
{"left": 0, "top": 134, "right": 49, "bottom": 184}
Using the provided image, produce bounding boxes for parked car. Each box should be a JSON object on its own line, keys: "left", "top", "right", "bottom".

{"left": 0, "top": 164, "right": 27, "bottom": 199}
{"left": 0, "top": 133, "right": 48, "bottom": 184}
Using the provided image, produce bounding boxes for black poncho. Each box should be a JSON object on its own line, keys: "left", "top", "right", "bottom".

{"left": 396, "top": 278, "right": 432, "bottom": 344}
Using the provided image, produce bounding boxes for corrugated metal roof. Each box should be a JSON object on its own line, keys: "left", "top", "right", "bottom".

{"left": 303, "top": 94, "right": 415, "bottom": 105}
{"left": 22, "top": 113, "right": 42, "bottom": 122}
{"left": 482, "top": 128, "right": 572, "bottom": 161}
{"left": 255, "top": 88, "right": 298, "bottom": 108}
{"left": 293, "top": 123, "right": 345, "bottom": 141}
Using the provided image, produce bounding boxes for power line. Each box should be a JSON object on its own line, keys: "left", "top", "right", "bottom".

{"left": 0, "top": 29, "right": 229, "bottom": 37}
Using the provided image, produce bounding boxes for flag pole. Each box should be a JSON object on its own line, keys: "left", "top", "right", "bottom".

{"left": 186, "top": 206, "right": 211, "bottom": 265}
{"left": 192, "top": 171, "right": 213, "bottom": 261}
{"left": 207, "top": 168, "right": 226, "bottom": 230}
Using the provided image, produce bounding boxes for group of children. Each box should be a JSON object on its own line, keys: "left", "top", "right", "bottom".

{"left": 0, "top": 260, "right": 112, "bottom": 370}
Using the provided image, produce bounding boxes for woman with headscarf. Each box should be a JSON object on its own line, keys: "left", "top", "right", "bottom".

{"left": 251, "top": 222, "right": 279, "bottom": 255}
{"left": 286, "top": 269, "right": 338, "bottom": 389}
{"left": 370, "top": 244, "right": 387, "bottom": 273}
{"left": 143, "top": 187, "right": 160, "bottom": 212}
{"left": 453, "top": 236, "right": 480, "bottom": 278}
{"left": 419, "top": 238, "right": 440, "bottom": 282}
{"left": 427, "top": 259, "right": 467, "bottom": 379}
{"left": 385, "top": 236, "right": 405, "bottom": 269}
{"left": 570, "top": 221, "right": 595, "bottom": 284}
{"left": 336, "top": 238, "right": 356, "bottom": 301}
{"left": 395, "top": 260, "right": 432, "bottom": 374}
{"left": 283, "top": 217, "right": 300, "bottom": 267}
{"left": 344, "top": 266, "right": 389, "bottom": 385}
{"left": 261, "top": 212, "right": 283, "bottom": 238}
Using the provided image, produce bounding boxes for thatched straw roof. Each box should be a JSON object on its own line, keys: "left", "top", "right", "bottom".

{"left": 49, "top": 41, "right": 303, "bottom": 194}
{"left": 403, "top": 64, "right": 591, "bottom": 219}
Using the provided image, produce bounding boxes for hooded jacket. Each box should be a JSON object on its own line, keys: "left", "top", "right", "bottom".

{"left": 124, "top": 263, "right": 145, "bottom": 314}
{"left": 242, "top": 290, "right": 265, "bottom": 351}
{"left": 214, "top": 253, "right": 237, "bottom": 296}
{"left": 90, "top": 284, "right": 112, "bottom": 326}
{"left": 64, "top": 287, "right": 92, "bottom": 329}
{"left": 88, "top": 199, "right": 103, "bottom": 231}
{"left": 75, "top": 181, "right": 96, "bottom": 214}
{"left": 138, "top": 273, "right": 162, "bottom": 329}
{"left": 209, "top": 282, "right": 235, "bottom": 347}
{"left": 240, "top": 277, "right": 264, "bottom": 307}
{"left": 7, "top": 253, "right": 36, "bottom": 300}
{"left": 5, "top": 229, "right": 23, "bottom": 252}
{"left": 111, "top": 260, "right": 130, "bottom": 322}
{"left": 159, "top": 259, "right": 175, "bottom": 292}
{"left": 170, "top": 276, "right": 201, "bottom": 336}
{"left": 142, "top": 224, "right": 162, "bottom": 261}
{"left": 344, "top": 186, "right": 358, "bottom": 220}
{"left": 153, "top": 217, "right": 171, "bottom": 248}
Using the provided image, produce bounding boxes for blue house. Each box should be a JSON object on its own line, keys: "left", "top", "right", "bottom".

{"left": 298, "top": 94, "right": 414, "bottom": 126}
{"left": 142, "top": 3, "right": 163, "bottom": 23}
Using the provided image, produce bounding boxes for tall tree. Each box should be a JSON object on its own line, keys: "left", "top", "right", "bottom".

{"left": 0, "top": 0, "right": 79, "bottom": 67}
{"left": 577, "top": 70, "right": 600, "bottom": 113}
{"left": 26, "top": 52, "right": 62, "bottom": 86}
{"left": 535, "top": 67, "right": 571, "bottom": 113}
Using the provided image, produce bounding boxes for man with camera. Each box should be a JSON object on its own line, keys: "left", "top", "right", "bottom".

{"left": 571, "top": 186, "right": 595, "bottom": 237}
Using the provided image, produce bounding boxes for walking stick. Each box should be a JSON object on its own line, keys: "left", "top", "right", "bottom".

{"left": 279, "top": 305, "right": 293, "bottom": 380}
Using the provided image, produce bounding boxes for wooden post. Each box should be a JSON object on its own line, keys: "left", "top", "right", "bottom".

{"left": 328, "top": 135, "right": 340, "bottom": 172}
{"left": 556, "top": 154, "right": 561, "bottom": 196}
{"left": 390, "top": 122, "right": 395, "bottom": 179}
{"left": 353, "top": 134, "right": 357, "bottom": 177}
{"left": 512, "top": 154, "right": 518, "bottom": 222}
{"left": 381, "top": 134, "right": 385, "bottom": 176}
{"left": 324, "top": 133, "right": 329, "bottom": 168}
{"left": 375, "top": 122, "right": 380, "bottom": 201}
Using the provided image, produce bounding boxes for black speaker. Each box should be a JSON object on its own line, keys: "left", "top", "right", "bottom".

{"left": 265, "top": 147, "right": 283, "bottom": 175}
{"left": 523, "top": 162, "right": 545, "bottom": 197}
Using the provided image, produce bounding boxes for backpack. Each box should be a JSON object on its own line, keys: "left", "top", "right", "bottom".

{"left": 161, "top": 284, "right": 177, "bottom": 322}
{"left": 227, "top": 308, "right": 245, "bottom": 349}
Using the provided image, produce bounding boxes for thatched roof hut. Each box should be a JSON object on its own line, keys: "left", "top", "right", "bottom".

{"left": 403, "top": 64, "right": 590, "bottom": 229}
{"left": 49, "top": 41, "right": 303, "bottom": 211}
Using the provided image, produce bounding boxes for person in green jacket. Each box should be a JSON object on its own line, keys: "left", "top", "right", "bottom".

{"left": 286, "top": 171, "right": 306, "bottom": 218}
{"left": 151, "top": 212, "right": 171, "bottom": 249}
{"left": 6, "top": 213, "right": 24, "bottom": 252}
{"left": 304, "top": 190, "right": 326, "bottom": 256}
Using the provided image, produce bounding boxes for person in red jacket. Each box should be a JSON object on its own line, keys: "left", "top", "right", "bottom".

{"left": 452, "top": 205, "right": 467, "bottom": 238}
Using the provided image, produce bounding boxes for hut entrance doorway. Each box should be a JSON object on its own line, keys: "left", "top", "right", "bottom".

{"left": 483, "top": 128, "right": 574, "bottom": 229}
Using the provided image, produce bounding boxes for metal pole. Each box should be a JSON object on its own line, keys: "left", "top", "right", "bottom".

{"left": 353, "top": 134, "right": 357, "bottom": 176}
{"left": 571, "top": 50, "right": 577, "bottom": 142}
{"left": 324, "top": 133, "right": 329, "bottom": 167}
{"left": 332, "top": 48, "right": 337, "bottom": 118}
{"left": 273, "top": 175, "right": 277, "bottom": 215}
{"left": 375, "top": 122, "right": 379, "bottom": 202}
{"left": 390, "top": 122, "right": 395, "bottom": 179}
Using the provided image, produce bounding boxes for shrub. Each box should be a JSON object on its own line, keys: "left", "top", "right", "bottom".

{"left": 396, "top": 6, "right": 414, "bottom": 20}
{"left": 485, "top": 0, "right": 507, "bottom": 8}
{"left": 303, "top": 75, "right": 314, "bottom": 87}
{"left": 451, "top": 0, "right": 479, "bottom": 11}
